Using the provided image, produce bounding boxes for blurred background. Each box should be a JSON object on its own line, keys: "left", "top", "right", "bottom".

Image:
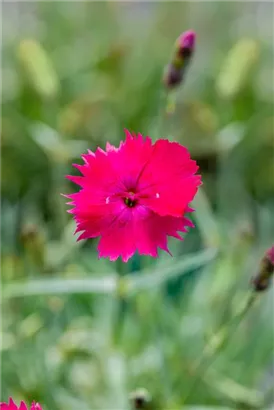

{"left": 1, "top": 2, "right": 274, "bottom": 409}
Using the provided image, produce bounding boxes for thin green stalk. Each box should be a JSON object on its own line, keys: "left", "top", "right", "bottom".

{"left": 153, "top": 291, "right": 173, "bottom": 407}
{"left": 111, "top": 272, "right": 130, "bottom": 346}
{"left": 182, "top": 291, "right": 258, "bottom": 404}
{"left": 156, "top": 88, "right": 172, "bottom": 138}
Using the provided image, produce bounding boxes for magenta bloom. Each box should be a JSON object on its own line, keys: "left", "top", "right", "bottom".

{"left": 65, "top": 130, "right": 201, "bottom": 262}
{"left": 0, "top": 398, "right": 42, "bottom": 410}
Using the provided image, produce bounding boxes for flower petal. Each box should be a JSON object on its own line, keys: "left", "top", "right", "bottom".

{"left": 138, "top": 139, "right": 201, "bottom": 217}
{"left": 30, "top": 403, "right": 42, "bottom": 410}
{"left": 98, "top": 207, "right": 135, "bottom": 262}
{"left": 9, "top": 398, "right": 20, "bottom": 410}
{"left": 97, "top": 205, "right": 194, "bottom": 261}
{"left": 0, "top": 399, "right": 28, "bottom": 410}
{"left": 134, "top": 209, "right": 192, "bottom": 256}
{"left": 72, "top": 194, "right": 126, "bottom": 240}
{"left": 111, "top": 130, "right": 153, "bottom": 189}
{"left": 67, "top": 148, "right": 124, "bottom": 201}
{"left": 0, "top": 403, "right": 10, "bottom": 410}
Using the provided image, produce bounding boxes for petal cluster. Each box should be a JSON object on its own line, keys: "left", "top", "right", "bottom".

{"left": 65, "top": 130, "right": 201, "bottom": 262}
{"left": 0, "top": 398, "right": 42, "bottom": 410}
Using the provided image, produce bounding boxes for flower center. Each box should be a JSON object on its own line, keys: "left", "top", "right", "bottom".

{"left": 124, "top": 191, "right": 137, "bottom": 208}
{"left": 124, "top": 197, "right": 136, "bottom": 207}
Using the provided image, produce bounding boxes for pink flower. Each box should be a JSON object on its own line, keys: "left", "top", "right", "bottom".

{"left": 0, "top": 398, "right": 42, "bottom": 410}
{"left": 65, "top": 130, "right": 201, "bottom": 262}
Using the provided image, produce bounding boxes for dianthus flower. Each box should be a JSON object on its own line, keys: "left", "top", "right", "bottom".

{"left": 0, "top": 398, "right": 42, "bottom": 410}
{"left": 65, "top": 130, "right": 201, "bottom": 262}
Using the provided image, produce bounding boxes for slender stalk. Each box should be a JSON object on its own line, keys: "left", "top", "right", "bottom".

{"left": 156, "top": 88, "right": 171, "bottom": 138}
{"left": 111, "top": 270, "right": 129, "bottom": 346}
{"left": 182, "top": 291, "right": 258, "bottom": 403}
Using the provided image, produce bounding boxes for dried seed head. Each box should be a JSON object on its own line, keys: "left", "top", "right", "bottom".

{"left": 251, "top": 246, "right": 274, "bottom": 292}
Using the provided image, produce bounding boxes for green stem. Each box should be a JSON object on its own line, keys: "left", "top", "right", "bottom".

{"left": 156, "top": 89, "right": 171, "bottom": 138}
{"left": 111, "top": 273, "right": 129, "bottom": 346}
{"left": 182, "top": 291, "right": 258, "bottom": 404}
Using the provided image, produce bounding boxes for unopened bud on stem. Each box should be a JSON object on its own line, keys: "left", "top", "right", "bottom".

{"left": 163, "top": 30, "right": 196, "bottom": 89}
{"left": 251, "top": 246, "right": 274, "bottom": 292}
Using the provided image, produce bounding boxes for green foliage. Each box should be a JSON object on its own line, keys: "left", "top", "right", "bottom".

{"left": 1, "top": 2, "right": 274, "bottom": 409}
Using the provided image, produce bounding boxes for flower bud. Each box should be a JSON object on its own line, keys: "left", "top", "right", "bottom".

{"left": 251, "top": 246, "right": 274, "bottom": 292}
{"left": 175, "top": 30, "right": 196, "bottom": 64}
{"left": 163, "top": 30, "right": 196, "bottom": 89}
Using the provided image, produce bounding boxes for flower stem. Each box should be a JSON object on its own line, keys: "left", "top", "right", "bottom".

{"left": 111, "top": 272, "right": 130, "bottom": 346}
{"left": 156, "top": 89, "right": 173, "bottom": 138}
{"left": 182, "top": 291, "right": 258, "bottom": 403}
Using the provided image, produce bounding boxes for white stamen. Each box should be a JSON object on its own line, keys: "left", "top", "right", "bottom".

{"left": 106, "top": 197, "right": 110, "bottom": 204}
{"left": 156, "top": 193, "right": 160, "bottom": 198}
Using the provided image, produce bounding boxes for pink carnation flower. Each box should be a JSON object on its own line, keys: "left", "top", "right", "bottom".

{"left": 0, "top": 398, "right": 42, "bottom": 410}
{"left": 65, "top": 130, "right": 201, "bottom": 262}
